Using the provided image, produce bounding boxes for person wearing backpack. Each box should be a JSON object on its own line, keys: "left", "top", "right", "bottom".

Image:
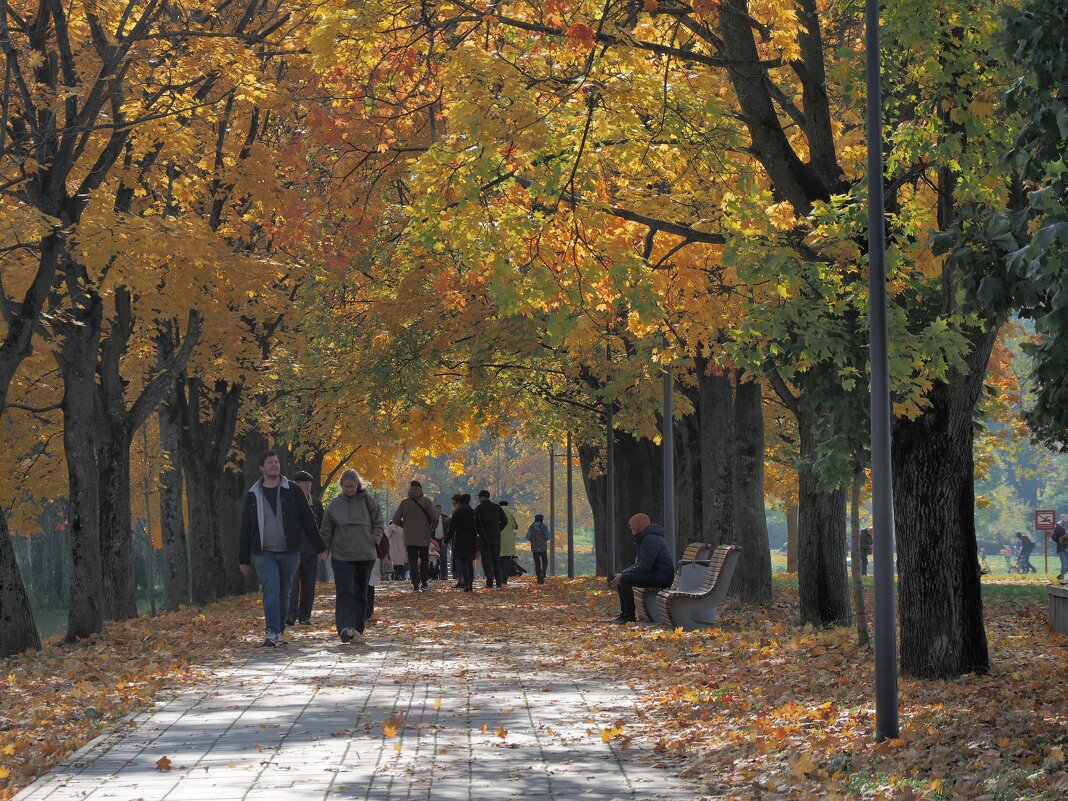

{"left": 321, "top": 469, "right": 384, "bottom": 643}
{"left": 526, "top": 514, "right": 550, "bottom": 583}
{"left": 392, "top": 480, "right": 440, "bottom": 592}
{"left": 1052, "top": 514, "right": 1068, "bottom": 582}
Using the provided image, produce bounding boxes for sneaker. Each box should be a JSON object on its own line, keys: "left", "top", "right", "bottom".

{"left": 609, "top": 615, "right": 635, "bottom": 625}
{"left": 263, "top": 629, "right": 280, "bottom": 646}
{"left": 285, "top": 618, "right": 297, "bottom": 627}
{"left": 339, "top": 627, "right": 355, "bottom": 643}
{"left": 420, "top": 583, "right": 429, "bottom": 591}
{"left": 298, "top": 619, "right": 311, "bottom": 625}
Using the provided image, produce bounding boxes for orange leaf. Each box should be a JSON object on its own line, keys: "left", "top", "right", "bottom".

{"left": 565, "top": 23, "right": 596, "bottom": 50}
{"left": 496, "top": 725, "right": 508, "bottom": 739}
{"left": 155, "top": 756, "right": 172, "bottom": 772}
{"left": 383, "top": 716, "right": 400, "bottom": 738}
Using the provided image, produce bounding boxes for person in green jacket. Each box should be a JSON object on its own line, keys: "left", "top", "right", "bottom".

{"left": 499, "top": 501, "right": 519, "bottom": 583}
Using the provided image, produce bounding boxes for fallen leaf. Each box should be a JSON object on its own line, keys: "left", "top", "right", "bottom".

{"left": 155, "top": 756, "right": 172, "bottom": 772}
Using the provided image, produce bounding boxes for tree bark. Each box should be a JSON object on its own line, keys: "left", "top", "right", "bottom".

{"left": 578, "top": 443, "right": 609, "bottom": 576}
{"left": 158, "top": 399, "right": 190, "bottom": 610}
{"left": 0, "top": 517, "right": 40, "bottom": 657}
{"left": 850, "top": 468, "right": 870, "bottom": 647}
{"left": 786, "top": 503, "right": 799, "bottom": 573}
{"left": 698, "top": 369, "right": 735, "bottom": 547}
{"left": 59, "top": 298, "right": 105, "bottom": 642}
{"left": 892, "top": 326, "right": 996, "bottom": 678}
{"left": 731, "top": 379, "right": 773, "bottom": 603}
{"left": 797, "top": 407, "right": 851, "bottom": 626}
{"left": 673, "top": 410, "right": 703, "bottom": 554}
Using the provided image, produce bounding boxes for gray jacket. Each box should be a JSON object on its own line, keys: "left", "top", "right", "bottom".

{"left": 321, "top": 491, "right": 384, "bottom": 562}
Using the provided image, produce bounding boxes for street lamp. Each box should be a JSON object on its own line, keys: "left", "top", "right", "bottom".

{"left": 866, "top": 0, "right": 900, "bottom": 740}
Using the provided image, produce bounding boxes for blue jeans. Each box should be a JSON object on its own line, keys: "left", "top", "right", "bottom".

{"left": 1058, "top": 550, "right": 1068, "bottom": 578}
{"left": 252, "top": 551, "right": 300, "bottom": 635}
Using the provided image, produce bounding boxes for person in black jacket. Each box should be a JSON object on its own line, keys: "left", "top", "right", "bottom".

{"left": 474, "top": 490, "right": 508, "bottom": 589}
{"left": 239, "top": 452, "right": 328, "bottom": 647}
{"left": 445, "top": 494, "right": 482, "bottom": 591}
{"left": 1015, "top": 531, "right": 1037, "bottom": 574}
{"left": 286, "top": 470, "right": 325, "bottom": 626}
{"left": 609, "top": 513, "right": 675, "bottom": 624}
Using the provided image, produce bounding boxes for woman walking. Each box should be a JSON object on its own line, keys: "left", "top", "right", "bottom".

{"left": 445, "top": 494, "right": 481, "bottom": 592}
{"left": 320, "top": 469, "right": 384, "bottom": 643}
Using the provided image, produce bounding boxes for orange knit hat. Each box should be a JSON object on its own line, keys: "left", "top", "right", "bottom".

{"left": 628, "top": 513, "right": 651, "bottom": 535}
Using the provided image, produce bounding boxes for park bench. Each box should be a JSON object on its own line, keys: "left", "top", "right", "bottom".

{"left": 653, "top": 544, "right": 741, "bottom": 631}
{"left": 633, "top": 542, "right": 713, "bottom": 623}
{"left": 1051, "top": 584, "right": 1068, "bottom": 635}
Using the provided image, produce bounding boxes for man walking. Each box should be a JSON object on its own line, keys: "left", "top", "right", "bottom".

{"left": 609, "top": 513, "right": 674, "bottom": 624}
{"left": 239, "top": 451, "right": 327, "bottom": 647}
{"left": 474, "top": 489, "right": 508, "bottom": 588}
{"left": 287, "top": 470, "right": 324, "bottom": 626}
{"left": 1052, "top": 514, "right": 1068, "bottom": 583}
{"left": 499, "top": 500, "right": 519, "bottom": 584}
{"left": 435, "top": 503, "right": 449, "bottom": 580}
{"left": 392, "top": 480, "right": 440, "bottom": 592}
{"left": 526, "top": 513, "right": 550, "bottom": 583}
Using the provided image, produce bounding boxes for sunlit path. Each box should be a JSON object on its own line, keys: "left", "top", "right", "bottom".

{"left": 12, "top": 584, "right": 698, "bottom": 801}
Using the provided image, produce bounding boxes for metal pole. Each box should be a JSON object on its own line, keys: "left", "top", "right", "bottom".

{"left": 549, "top": 444, "right": 556, "bottom": 577}
{"left": 607, "top": 403, "right": 616, "bottom": 577}
{"left": 663, "top": 365, "right": 676, "bottom": 562}
{"left": 142, "top": 425, "right": 157, "bottom": 617}
{"left": 866, "top": 0, "right": 900, "bottom": 741}
{"left": 567, "top": 431, "right": 575, "bottom": 578}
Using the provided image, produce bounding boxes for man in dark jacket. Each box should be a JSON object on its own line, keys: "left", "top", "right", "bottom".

{"left": 286, "top": 470, "right": 325, "bottom": 626}
{"left": 609, "top": 513, "right": 674, "bottom": 624}
{"left": 239, "top": 452, "right": 327, "bottom": 646}
{"left": 474, "top": 489, "right": 509, "bottom": 588}
{"left": 1053, "top": 514, "right": 1068, "bottom": 582}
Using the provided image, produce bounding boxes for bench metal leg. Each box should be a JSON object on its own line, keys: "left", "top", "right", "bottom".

{"left": 671, "top": 598, "right": 719, "bottom": 631}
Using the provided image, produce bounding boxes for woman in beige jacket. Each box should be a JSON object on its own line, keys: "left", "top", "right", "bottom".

{"left": 320, "top": 469, "right": 383, "bottom": 642}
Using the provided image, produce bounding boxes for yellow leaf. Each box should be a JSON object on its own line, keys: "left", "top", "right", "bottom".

{"left": 495, "top": 726, "right": 508, "bottom": 739}
{"left": 382, "top": 716, "right": 400, "bottom": 738}
{"left": 433, "top": 698, "right": 442, "bottom": 711}
{"left": 0, "top": 766, "right": 10, "bottom": 779}
{"left": 790, "top": 751, "right": 817, "bottom": 779}
{"left": 1, "top": 744, "right": 14, "bottom": 755}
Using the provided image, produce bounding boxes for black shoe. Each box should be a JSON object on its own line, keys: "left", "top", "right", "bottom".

{"left": 420, "top": 583, "right": 429, "bottom": 591}
{"left": 610, "top": 615, "right": 636, "bottom": 625}
{"left": 285, "top": 618, "right": 296, "bottom": 627}
{"left": 485, "top": 583, "right": 493, "bottom": 589}
{"left": 453, "top": 582, "right": 464, "bottom": 588}
{"left": 299, "top": 619, "right": 311, "bottom": 625}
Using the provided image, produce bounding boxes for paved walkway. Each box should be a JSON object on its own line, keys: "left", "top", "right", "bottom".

{"left": 14, "top": 599, "right": 699, "bottom": 801}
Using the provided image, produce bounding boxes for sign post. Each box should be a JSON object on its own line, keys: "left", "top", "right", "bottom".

{"left": 1036, "top": 509, "right": 1056, "bottom": 574}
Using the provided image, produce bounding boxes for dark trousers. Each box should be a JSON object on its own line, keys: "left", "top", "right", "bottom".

{"left": 407, "top": 545, "right": 430, "bottom": 587}
{"left": 366, "top": 585, "right": 375, "bottom": 622}
{"left": 458, "top": 559, "right": 475, "bottom": 590}
{"left": 860, "top": 552, "right": 870, "bottom": 576}
{"left": 333, "top": 558, "right": 374, "bottom": 636}
{"left": 533, "top": 551, "right": 548, "bottom": 583}
{"left": 481, "top": 540, "right": 502, "bottom": 587}
{"left": 617, "top": 572, "right": 671, "bottom": 618}
{"left": 437, "top": 541, "right": 449, "bottom": 579}
{"left": 287, "top": 553, "right": 318, "bottom": 624}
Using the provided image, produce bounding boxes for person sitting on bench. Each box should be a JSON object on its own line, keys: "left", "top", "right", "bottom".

{"left": 609, "top": 513, "right": 674, "bottom": 624}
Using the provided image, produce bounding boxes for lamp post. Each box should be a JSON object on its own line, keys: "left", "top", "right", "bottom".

{"left": 662, "top": 363, "right": 676, "bottom": 561}
{"left": 549, "top": 443, "right": 556, "bottom": 577}
{"left": 567, "top": 431, "right": 575, "bottom": 578}
{"left": 866, "top": 0, "right": 900, "bottom": 740}
{"left": 607, "top": 402, "right": 616, "bottom": 577}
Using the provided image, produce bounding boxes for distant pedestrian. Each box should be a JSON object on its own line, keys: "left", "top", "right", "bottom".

{"left": 499, "top": 501, "right": 519, "bottom": 583}
{"left": 1015, "top": 532, "right": 1037, "bottom": 574}
{"left": 1053, "top": 514, "right": 1068, "bottom": 582}
{"left": 320, "top": 469, "right": 384, "bottom": 643}
{"left": 609, "top": 513, "right": 674, "bottom": 625}
{"left": 287, "top": 470, "right": 324, "bottom": 626}
{"left": 239, "top": 451, "right": 327, "bottom": 647}
{"left": 474, "top": 490, "right": 508, "bottom": 589}
{"left": 445, "top": 494, "right": 482, "bottom": 591}
{"left": 526, "top": 514, "right": 550, "bottom": 583}
{"left": 449, "top": 494, "right": 464, "bottom": 588}
{"left": 435, "top": 504, "right": 449, "bottom": 580}
{"left": 388, "top": 520, "right": 407, "bottom": 580}
{"left": 392, "top": 480, "right": 440, "bottom": 592}
{"left": 860, "top": 527, "right": 873, "bottom": 576}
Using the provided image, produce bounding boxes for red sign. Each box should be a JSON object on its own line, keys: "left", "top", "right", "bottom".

{"left": 1035, "top": 509, "right": 1057, "bottom": 531}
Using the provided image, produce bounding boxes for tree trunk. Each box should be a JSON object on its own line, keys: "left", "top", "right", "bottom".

{"left": 578, "top": 443, "right": 609, "bottom": 576}
{"left": 850, "top": 468, "right": 870, "bottom": 647}
{"left": 698, "top": 370, "right": 735, "bottom": 547}
{"left": 614, "top": 431, "right": 663, "bottom": 570}
{"left": 97, "top": 422, "right": 136, "bottom": 620}
{"left": 0, "top": 517, "right": 40, "bottom": 657}
{"left": 674, "top": 410, "right": 703, "bottom": 554}
{"left": 182, "top": 452, "right": 220, "bottom": 605}
{"left": 797, "top": 407, "right": 851, "bottom": 626}
{"left": 892, "top": 327, "right": 996, "bottom": 678}
{"left": 731, "top": 379, "right": 773, "bottom": 603}
{"left": 59, "top": 302, "right": 106, "bottom": 642}
{"left": 158, "top": 400, "right": 190, "bottom": 610}
{"left": 786, "top": 503, "right": 799, "bottom": 573}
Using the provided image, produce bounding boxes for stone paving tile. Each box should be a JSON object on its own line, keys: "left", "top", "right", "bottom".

{"left": 14, "top": 590, "right": 699, "bottom": 801}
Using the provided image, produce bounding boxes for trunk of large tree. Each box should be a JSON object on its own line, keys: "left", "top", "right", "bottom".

{"left": 181, "top": 452, "right": 220, "bottom": 605}
{"left": 158, "top": 400, "right": 190, "bottom": 610}
{"left": 60, "top": 301, "right": 106, "bottom": 642}
{"left": 578, "top": 444, "right": 609, "bottom": 576}
{"left": 97, "top": 422, "right": 136, "bottom": 620}
{"left": 797, "top": 407, "right": 851, "bottom": 626}
{"left": 0, "top": 517, "right": 40, "bottom": 657}
{"left": 786, "top": 503, "right": 799, "bottom": 573}
{"left": 673, "top": 410, "right": 703, "bottom": 554}
{"left": 613, "top": 431, "right": 662, "bottom": 570}
{"left": 731, "top": 379, "right": 773, "bottom": 603}
{"left": 892, "top": 327, "right": 996, "bottom": 678}
{"left": 698, "top": 369, "right": 735, "bottom": 547}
